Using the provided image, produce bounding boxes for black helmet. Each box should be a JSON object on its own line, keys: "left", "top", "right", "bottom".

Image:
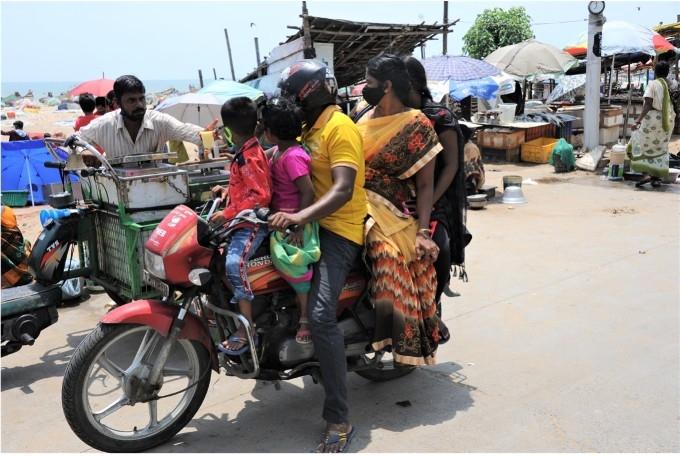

{"left": 279, "top": 59, "right": 337, "bottom": 111}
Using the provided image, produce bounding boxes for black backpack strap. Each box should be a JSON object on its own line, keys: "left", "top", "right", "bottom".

{"left": 351, "top": 104, "right": 374, "bottom": 123}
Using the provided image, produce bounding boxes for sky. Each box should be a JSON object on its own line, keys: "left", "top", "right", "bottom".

{"left": 1, "top": 0, "right": 677, "bottom": 83}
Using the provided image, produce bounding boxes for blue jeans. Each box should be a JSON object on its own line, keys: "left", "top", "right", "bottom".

{"left": 225, "top": 225, "right": 268, "bottom": 302}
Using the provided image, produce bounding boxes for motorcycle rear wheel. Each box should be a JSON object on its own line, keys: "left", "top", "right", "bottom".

{"left": 62, "top": 323, "right": 211, "bottom": 452}
{"left": 354, "top": 353, "right": 415, "bottom": 382}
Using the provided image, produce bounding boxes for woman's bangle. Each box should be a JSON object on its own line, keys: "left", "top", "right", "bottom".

{"left": 417, "top": 228, "right": 432, "bottom": 239}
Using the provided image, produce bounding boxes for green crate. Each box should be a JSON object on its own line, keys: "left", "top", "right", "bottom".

{"left": 91, "top": 210, "right": 162, "bottom": 300}
{"left": 1, "top": 190, "right": 29, "bottom": 207}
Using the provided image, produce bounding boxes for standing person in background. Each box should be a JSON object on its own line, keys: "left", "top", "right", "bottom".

{"left": 629, "top": 61, "right": 675, "bottom": 188}
{"left": 106, "top": 90, "right": 118, "bottom": 111}
{"left": 74, "top": 93, "right": 97, "bottom": 131}
{"left": 78, "top": 75, "right": 215, "bottom": 159}
{"left": 94, "top": 96, "right": 107, "bottom": 117}
{"left": 1, "top": 121, "right": 30, "bottom": 141}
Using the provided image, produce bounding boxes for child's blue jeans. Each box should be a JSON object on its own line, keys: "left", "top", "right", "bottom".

{"left": 225, "top": 225, "right": 268, "bottom": 303}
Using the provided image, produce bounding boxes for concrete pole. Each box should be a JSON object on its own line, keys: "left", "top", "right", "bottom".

{"left": 254, "top": 37, "right": 261, "bottom": 66}
{"left": 584, "top": 10, "right": 604, "bottom": 152}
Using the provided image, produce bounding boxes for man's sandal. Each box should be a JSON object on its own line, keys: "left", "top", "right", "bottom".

{"left": 314, "top": 426, "right": 356, "bottom": 453}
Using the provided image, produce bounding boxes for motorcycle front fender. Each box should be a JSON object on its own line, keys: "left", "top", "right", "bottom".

{"left": 100, "top": 300, "right": 218, "bottom": 370}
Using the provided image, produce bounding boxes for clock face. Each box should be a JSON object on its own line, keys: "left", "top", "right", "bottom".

{"left": 589, "top": 1, "right": 605, "bottom": 15}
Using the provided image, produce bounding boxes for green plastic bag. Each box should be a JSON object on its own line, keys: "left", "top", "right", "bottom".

{"left": 269, "top": 222, "right": 321, "bottom": 294}
{"left": 549, "top": 138, "right": 575, "bottom": 172}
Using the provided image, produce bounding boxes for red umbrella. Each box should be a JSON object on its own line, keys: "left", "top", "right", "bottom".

{"left": 68, "top": 78, "right": 115, "bottom": 97}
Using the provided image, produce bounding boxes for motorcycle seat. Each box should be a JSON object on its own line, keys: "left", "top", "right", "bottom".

{"left": 1, "top": 282, "right": 62, "bottom": 317}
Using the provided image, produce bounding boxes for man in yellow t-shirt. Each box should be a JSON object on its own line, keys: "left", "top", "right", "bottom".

{"left": 268, "top": 60, "right": 366, "bottom": 453}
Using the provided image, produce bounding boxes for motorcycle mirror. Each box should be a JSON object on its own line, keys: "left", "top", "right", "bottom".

{"left": 188, "top": 268, "right": 211, "bottom": 286}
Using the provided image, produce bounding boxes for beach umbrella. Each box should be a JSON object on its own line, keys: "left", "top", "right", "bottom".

{"left": 427, "top": 71, "right": 517, "bottom": 102}
{"left": 564, "top": 20, "right": 677, "bottom": 57}
{"left": 421, "top": 55, "right": 501, "bottom": 81}
{"left": 546, "top": 74, "right": 587, "bottom": 103}
{"left": 68, "top": 78, "right": 115, "bottom": 97}
{"left": 197, "top": 80, "right": 264, "bottom": 102}
{"left": 155, "top": 92, "right": 224, "bottom": 128}
{"left": 1, "top": 140, "right": 69, "bottom": 205}
{"left": 485, "top": 39, "right": 577, "bottom": 79}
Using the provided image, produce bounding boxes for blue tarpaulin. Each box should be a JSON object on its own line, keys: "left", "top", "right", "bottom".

{"left": 1, "top": 140, "right": 70, "bottom": 205}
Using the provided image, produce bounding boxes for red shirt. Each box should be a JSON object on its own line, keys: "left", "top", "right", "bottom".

{"left": 223, "top": 136, "right": 272, "bottom": 220}
{"left": 74, "top": 114, "right": 97, "bottom": 131}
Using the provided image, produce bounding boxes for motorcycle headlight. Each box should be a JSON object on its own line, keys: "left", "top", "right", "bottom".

{"left": 144, "top": 250, "right": 166, "bottom": 279}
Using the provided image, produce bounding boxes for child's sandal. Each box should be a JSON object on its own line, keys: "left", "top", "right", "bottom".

{"left": 296, "top": 318, "right": 312, "bottom": 344}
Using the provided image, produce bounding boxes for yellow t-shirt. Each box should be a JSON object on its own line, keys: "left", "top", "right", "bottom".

{"left": 302, "top": 105, "right": 367, "bottom": 245}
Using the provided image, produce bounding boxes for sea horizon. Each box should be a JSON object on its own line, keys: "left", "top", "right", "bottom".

{"left": 1, "top": 78, "right": 205, "bottom": 99}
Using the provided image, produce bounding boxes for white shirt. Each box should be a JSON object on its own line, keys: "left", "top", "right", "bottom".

{"left": 643, "top": 79, "right": 667, "bottom": 111}
{"left": 79, "top": 109, "right": 203, "bottom": 159}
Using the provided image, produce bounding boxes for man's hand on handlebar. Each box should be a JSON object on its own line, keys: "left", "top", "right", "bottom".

{"left": 268, "top": 211, "right": 303, "bottom": 232}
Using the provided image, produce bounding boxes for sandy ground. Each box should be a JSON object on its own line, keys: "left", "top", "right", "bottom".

{"left": 2, "top": 153, "right": 678, "bottom": 452}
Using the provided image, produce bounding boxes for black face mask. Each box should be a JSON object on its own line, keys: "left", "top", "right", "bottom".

{"left": 362, "top": 83, "right": 385, "bottom": 106}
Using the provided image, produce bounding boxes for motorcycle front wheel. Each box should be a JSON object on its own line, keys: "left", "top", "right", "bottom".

{"left": 62, "top": 323, "right": 211, "bottom": 452}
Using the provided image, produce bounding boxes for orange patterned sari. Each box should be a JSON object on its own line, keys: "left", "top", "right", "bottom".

{"left": 357, "top": 109, "right": 442, "bottom": 366}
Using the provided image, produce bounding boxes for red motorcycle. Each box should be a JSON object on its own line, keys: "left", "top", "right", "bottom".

{"left": 61, "top": 200, "right": 414, "bottom": 452}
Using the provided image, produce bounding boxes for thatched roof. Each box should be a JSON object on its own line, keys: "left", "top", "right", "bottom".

{"left": 241, "top": 15, "right": 457, "bottom": 88}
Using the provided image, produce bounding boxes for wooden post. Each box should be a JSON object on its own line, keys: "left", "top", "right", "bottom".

{"left": 442, "top": 1, "right": 448, "bottom": 55}
{"left": 301, "top": 1, "right": 316, "bottom": 59}
{"left": 212, "top": 68, "right": 217, "bottom": 79}
{"left": 623, "top": 63, "right": 632, "bottom": 138}
{"left": 254, "top": 37, "right": 261, "bottom": 66}
{"left": 224, "top": 28, "right": 236, "bottom": 81}
{"left": 198, "top": 69, "right": 204, "bottom": 88}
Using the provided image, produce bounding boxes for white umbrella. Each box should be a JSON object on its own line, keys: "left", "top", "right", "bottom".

{"left": 485, "top": 39, "right": 577, "bottom": 80}
{"left": 155, "top": 92, "right": 225, "bottom": 128}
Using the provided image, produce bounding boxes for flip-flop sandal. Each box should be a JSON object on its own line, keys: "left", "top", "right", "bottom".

{"left": 314, "top": 426, "right": 357, "bottom": 453}
{"left": 217, "top": 333, "right": 259, "bottom": 356}
{"left": 296, "top": 319, "right": 313, "bottom": 344}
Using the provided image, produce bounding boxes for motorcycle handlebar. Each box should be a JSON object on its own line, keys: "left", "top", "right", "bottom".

{"left": 44, "top": 161, "right": 65, "bottom": 169}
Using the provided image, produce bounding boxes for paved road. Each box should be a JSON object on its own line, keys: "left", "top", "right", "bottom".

{"left": 2, "top": 165, "right": 678, "bottom": 452}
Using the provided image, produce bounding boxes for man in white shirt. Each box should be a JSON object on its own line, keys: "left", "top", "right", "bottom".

{"left": 79, "top": 75, "right": 215, "bottom": 160}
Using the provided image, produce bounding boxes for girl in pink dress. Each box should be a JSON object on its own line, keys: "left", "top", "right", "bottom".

{"left": 262, "top": 98, "right": 317, "bottom": 344}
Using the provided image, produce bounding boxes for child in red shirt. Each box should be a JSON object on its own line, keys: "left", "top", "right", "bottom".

{"left": 74, "top": 93, "right": 97, "bottom": 131}
{"left": 210, "top": 97, "right": 271, "bottom": 355}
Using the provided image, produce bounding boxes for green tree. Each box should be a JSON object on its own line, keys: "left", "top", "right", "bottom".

{"left": 462, "top": 7, "right": 534, "bottom": 59}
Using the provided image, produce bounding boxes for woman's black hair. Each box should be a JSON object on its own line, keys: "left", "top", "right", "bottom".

{"left": 220, "top": 96, "right": 258, "bottom": 137}
{"left": 262, "top": 97, "right": 303, "bottom": 141}
{"left": 402, "top": 56, "right": 433, "bottom": 102}
{"left": 366, "top": 53, "right": 412, "bottom": 105}
{"left": 78, "top": 93, "right": 96, "bottom": 114}
{"left": 113, "top": 75, "right": 145, "bottom": 100}
{"left": 655, "top": 61, "right": 670, "bottom": 79}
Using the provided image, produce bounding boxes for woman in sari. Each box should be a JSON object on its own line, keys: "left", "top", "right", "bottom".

{"left": 629, "top": 61, "right": 675, "bottom": 188}
{"left": 356, "top": 54, "right": 443, "bottom": 366}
